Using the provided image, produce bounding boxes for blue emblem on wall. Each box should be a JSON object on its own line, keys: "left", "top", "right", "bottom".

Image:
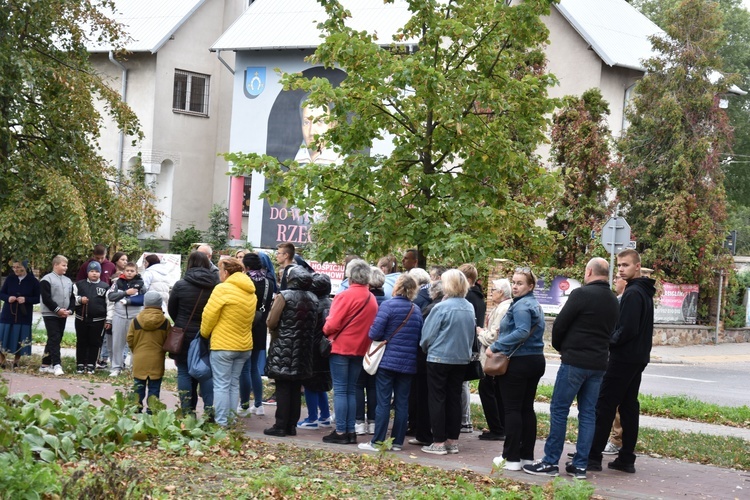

{"left": 244, "top": 67, "right": 266, "bottom": 99}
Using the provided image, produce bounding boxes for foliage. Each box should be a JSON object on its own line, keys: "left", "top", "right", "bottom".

{"left": 114, "top": 234, "right": 142, "bottom": 261}
{"left": 0, "top": 444, "right": 61, "bottom": 500}
{"left": 60, "top": 459, "right": 153, "bottom": 499}
{"left": 724, "top": 270, "right": 750, "bottom": 328}
{"left": 726, "top": 203, "right": 750, "bottom": 256}
{"left": 206, "top": 204, "right": 230, "bottom": 250}
{"left": 171, "top": 225, "right": 204, "bottom": 256}
{"left": 140, "top": 236, "right": 163, "bottom": 253}
{"left": 226, "top": 0, "right": 559, "bottom": 265}
{"left": 613, "top": 0, "right": 734, "bottom": 307}
{"left": 547, "top": 88, "right": 615, "bottom": 267}
{"left": 0, "top": 0, "right": 160, "bottom": 268}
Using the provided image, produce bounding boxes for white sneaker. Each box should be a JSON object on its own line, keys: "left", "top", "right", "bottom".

{"left": 236, "top": 406, "right": 252, "bottom": 417}
{"left": 249, "top": 405, "right": 265, "bottom": 416}
{"left": 368, "top": 422, "right": 376, "bottom": 434}
{"left": 39, "top": 365, "right": 53, "bottom": 374}
{"left": 354, "top": 421, "right": 367, "bottom": 435}
{"left": 603, "top": 442, "right": 621, "bottom": 455}
{"left": 493, "top": 456, "right": 522, "bottom": 471}
{"left": 53, "top": 364, "right": 64, "bottom": 376}
{"left": 358, "top": 441, "right": 377, "bottom": 452}
{"left": 109, "top": 369, "right": 121, "bottom": 378}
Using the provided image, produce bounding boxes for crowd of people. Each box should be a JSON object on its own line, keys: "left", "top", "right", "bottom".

{"left": 0, "top": 243, "right": 655, "bottom": 479}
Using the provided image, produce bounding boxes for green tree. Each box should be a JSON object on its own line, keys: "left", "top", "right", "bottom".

{"left": 614, "top": 0, "right": 734, "bottom": 297}
{"left": 0, "top": 0, "right": 160, "bottom": 267}
{"left": 206, "top": 204, "right": 230, "bottom": 250}
{"left": 226, "top": 0, "right": 559, "bottom": 264}
{"left": 547, "top": 89, "right": 615, "bottom": 268}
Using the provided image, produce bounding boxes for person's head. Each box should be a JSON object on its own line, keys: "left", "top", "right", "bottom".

{"left": 123, "top": 262, "right": 138, "bottom": 280}
{"left": 429, "top": 265, "right": 447, "bottom": 282}
{"left": 429, "top": 280, "right": 444, "bottom": 301}
{"left": 92, "top": 244, "right": 107, "bottom": 263}
{"left": 218, "top": 257, "right": 244, "bottom": 282}
{"left": 276, "top": 242, "right": 295, "bottom": 265}
{"left": 186, "top": 251, "right": 211, "bottom": 270}
{"left": 441, "top": 269, "right": 470, "bottom": 298}
{"left": 458, "top": 263, "right": 478, "bottom": 285}
{"left": 144, "top": 254, "right": 160, "bottom": 268}
{"left": 143, "top": 291, "right": 162, "bottom": 308}
{"left": 234, "top": 248, "right": 248, "bottom": 260}
{"left": 409, "top": 267, "right": 431, "bottom": 287}
{"left": 614, "top": 274, "right": 627, "bottom": 296}
{"left": 111, "top": 252, "right": 128, "bottom": 271}
{"left": 243, "top": 252, "right": 262, "bottom": 271}
{"left": 310, "top": 272, "right": 332, "bottom": 298}
{"left": 10, "top": 260, "right": 27, "bottom": 277}
{"left": 347, "top": 259, "right": 372, "bottom": 285}
{"left": 377, "top": 255, "right": 398, "bottom": 275}
{"left": 87, "top": 260, "right": 101, "bottom": 281}
{"left": 401, "top": 249, "right": 418, "bottom": 271}
{"left": 617, "top": 249, "right": 641, "bottom": 282}
{"left": 52, "top": 255, "right": 68, "bottom": 276}
{"left": 491, "top": 278, "right": 512, "bottom": 303}
{"left": 511, "top": 266, "right": 536, "bottom": 297}
{"left": 370, "top": 267, "right": 386, "bottom": 290}
{"left": 584, "top": 257, "right": 609, "bottom": 284}
{"left": 392, "top": 273, "right": 419, "bottom": 300}
{"left": 197, "top": 245, "right": 213, "bottom": 260}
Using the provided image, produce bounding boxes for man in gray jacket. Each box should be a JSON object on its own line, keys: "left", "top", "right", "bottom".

{"left": 39, "top": 255, "right": 73, "bottom": 376}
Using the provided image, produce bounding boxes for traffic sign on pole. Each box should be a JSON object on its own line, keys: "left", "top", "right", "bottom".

{"left": 601, "top": 216, "right": 631, "bottom": 285}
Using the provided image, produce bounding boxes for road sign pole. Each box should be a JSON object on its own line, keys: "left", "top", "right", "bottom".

{"left": 608, "top": 217, "right": 616, "bottom": 286}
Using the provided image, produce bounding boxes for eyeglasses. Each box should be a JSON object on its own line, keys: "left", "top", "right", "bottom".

{"left": 515, "top": 266, "right": 531, "bottom": 274}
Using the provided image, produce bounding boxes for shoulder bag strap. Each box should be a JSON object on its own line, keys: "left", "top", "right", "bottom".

{"left": 258, "top": 278, "right": 270, "bottom": 313}
{"left": 331, "top": 294, "right": 373, "bottom": 343}
{"left": 384, "top": 304, "right": 414, "bottom": 343}
{"left": 508, "top": 323, "right": 536, "bottom": 359}
{"left": 183, "top": 289, "right": 203, "bottom": 329}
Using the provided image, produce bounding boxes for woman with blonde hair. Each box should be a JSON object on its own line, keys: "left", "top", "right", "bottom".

{"left": 419, "top": 269, "right": 475, "bottom": 455}
{"left": 200, "top": 258, "right": 256, "bottom": 426}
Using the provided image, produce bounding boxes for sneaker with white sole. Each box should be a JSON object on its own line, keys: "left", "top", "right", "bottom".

{"left": 250, "top": 405, "right": 265, "bottom": 416}
{"left": 602, "top": 441, "right": 621, "bottom": 455}
{"left": 53, "top": 364, "right": 64, "bottom": 377}
{"left": 297, "top": 419, "right": 319, "bottom": 429}
{"left": 236, "top": 406, "right": 252, "bottom": 417}
{"left": 493, "top": 457, "right": 522, "bottom": 471}
{"left": 445, "top": 443, "right": 459, "bottom": 454}
{"left": 460, "top": 424, "right": 473, "bottom": 433}
{"left": 354, "top": 421, "right": 368, "bottom": 435}
{"left": 408, "top": 438, "right": 430, "bottom": 446}
{"left": 109, "top": 369, "right": 121, "bottom": 378}
{"left": 421, "top": 443, "right": 448, "bottom": 455}
{"left": 368, "top": 422, "right": 376, "bottom": 434}
{"left": 357, "top": 441, "right": 377, "bottom": 452}
{"left": 523, "top": 460, "right": 559, "bottom": 477}
{"left": 317, "top": 418, "right": 332, "bottom": 428}
{"left": 565, "top": 462, "right": 587, "bottom": 479}
{"left": 391, "top": 444, "right": 402, "bottom": 451}
{"left": 39, "top": 365, "right": 53, "bottom": 374}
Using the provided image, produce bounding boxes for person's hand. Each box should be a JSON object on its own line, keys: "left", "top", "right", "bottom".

{"left": 7, "top": 296, "right": 16, "bottom": 303}
{"left": 485, "top": 347, "right": 494, "bottom": 358}
{"left": 57, "top": 309, "right": 69, "bottom": 318}
{"left": 126, "top": 288, "right": 137, "bottom": 296}
{"left": 16, "top": 296, "right": 25, "bottom": 304}
{"left": 81, "top": 296, "right": 89, "bottom": 304}
{"left": 104, "top": 322, "right": 111, "bottom": 330}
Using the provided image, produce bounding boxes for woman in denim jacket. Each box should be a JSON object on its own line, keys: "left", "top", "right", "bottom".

{"left": 486, "top": 267, "right": 546, "bottom": 471}
{"left": 419, "top": 269, "right": 475, "bottom": 456}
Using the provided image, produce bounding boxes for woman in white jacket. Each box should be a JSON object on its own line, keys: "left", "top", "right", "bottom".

{"left": 142, "top": 254, "right": 171, "bottom": 306}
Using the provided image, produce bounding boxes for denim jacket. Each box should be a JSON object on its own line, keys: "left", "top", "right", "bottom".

{"left": 419, "top": 297, "right": 475, "bottom": 365}
{"left": 490, "top": 292, "right": 545, "bottom": 357}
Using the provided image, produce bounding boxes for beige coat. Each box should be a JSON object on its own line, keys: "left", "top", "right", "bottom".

{"left": 477, "top": 298, "right": 512, "bottom": 367}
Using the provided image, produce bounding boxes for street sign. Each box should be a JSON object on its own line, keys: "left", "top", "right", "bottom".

{"left": 601, "top": 216, "right": 631, "bottom": 255}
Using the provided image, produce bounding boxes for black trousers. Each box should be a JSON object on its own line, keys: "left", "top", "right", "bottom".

{"left": 41, "top": 316, "right": 66, "bottom": 366}
{"left": 75, "top": 320, "right": 104, "bottom": 367}
{"left": 413, "top": 371, "right": 433, "bottom": 443}
{"left": 589, "top": 360, "right": 647, "bottom": 465}
{"left": 426, "top": 362, "right": 465, "bottom": 442}
{"left": 478, "top": 374, "right": 505, "bottom": 435}
{"left": 274, "top": 379, "right": 302, "bottom": 433}
{"left": 498, "top": 354, "right": 545, "bottom": 462}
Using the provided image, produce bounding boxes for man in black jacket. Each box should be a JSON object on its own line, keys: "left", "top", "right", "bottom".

{"left": 588, "top": 249, "right": 656, "bottom": 474}
{"left": 523, "top": 257, "right": 619, "bottom": 480}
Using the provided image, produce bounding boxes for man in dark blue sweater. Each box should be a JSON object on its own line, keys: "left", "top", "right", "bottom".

{"left": 523, "top": 257, "right": 619, "bottom": 480}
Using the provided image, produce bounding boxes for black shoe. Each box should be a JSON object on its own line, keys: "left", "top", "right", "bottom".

{"left": 608, "top": 458, "right": 636, "bottom": 473}
{"left": 347, "top": 432, "right": 358, "bottom": 444}
{"left": 86, "top": 364, "right": 95, "bottom": 374}
{"left": 286, "top": 428, "right": 297, "bottom": 436}
{"left": 478, "top": 431, "right": 505, "bottom": 441}
{"left": 522, "top": 460, "right": 559, "bottom": 476}
{"left": 263, "top": 426, "right": 287, "bottom": 437}
{"left": 76, "top": 364, "right": 85, "bottom": 374}
{"left": 565, "top": 462, "right": 587, "bottom": 479}
{"left": 586, "top": 460, "right": 602, "bottom": 472}
{"left": 322, "top": 430, "right": 349, "bottom": 444}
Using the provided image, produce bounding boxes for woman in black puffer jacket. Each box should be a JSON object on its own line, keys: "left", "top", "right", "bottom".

{"left": 298, "top": 273, "right": 333, "bottom": 428}
{"left": 264, "top": 266, "right": 318, "bottom": 437}
{"left": 167, "top": 251, "right": 219, "bottom": 416}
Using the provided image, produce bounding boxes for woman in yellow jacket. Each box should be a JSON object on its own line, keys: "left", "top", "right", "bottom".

{"left": 200, "top": 258, "right": 256, "bottom": 426}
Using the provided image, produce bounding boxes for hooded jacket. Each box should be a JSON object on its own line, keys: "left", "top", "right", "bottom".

{"left": 309, "top": 273, "right": 333, "bottom": 383}
{"left": 143, "top": 262, "right": 172, "bottom": 305}
{"left": 610, "top": 277, "right": 656, "bottom": 365}
{"left": 465, "top": 283, "right": 487, "bottom": 327}
{"left": 265, "top": 267, "right": 318, "bottom": 380}
{"left": 167, "top": 267, "right": 219, "bottom": 360}
{"left": 127, "top": 306, "right": 170, "bottom": 380}
{"left": 200, "top": 271, "right": 256, "bottom": 351}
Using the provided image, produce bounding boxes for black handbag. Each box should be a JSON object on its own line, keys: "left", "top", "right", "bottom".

{"left": 463, "top": 335, "right": 485, "bottom": 381}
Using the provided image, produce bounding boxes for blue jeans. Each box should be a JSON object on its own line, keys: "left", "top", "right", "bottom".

{"left": 210, "top": 350, "right": 251, "bottom": 426}
{"left": 239, "top": 350, "right": 266, "bottom": 409}
{"left": 303, "top": 387, "right": 331, "bottom": 422}
{"left": 372, "top": 368, "right": 412, "bottom": 447}
{"left": 133, "top": 377, "right": 162, "bottom": 411}
{"left": 175, "top": 358, "right": 213, "bottom": 414}
{"left": 329, "top": 354, "right": 362, "bottom": 433}
{"left": 543, "top": 363, "right": 604, "bottom": 469}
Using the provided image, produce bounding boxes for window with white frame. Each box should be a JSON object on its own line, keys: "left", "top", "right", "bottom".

{"left": 173, "top": 69, "right": 210, "bottom": 116}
